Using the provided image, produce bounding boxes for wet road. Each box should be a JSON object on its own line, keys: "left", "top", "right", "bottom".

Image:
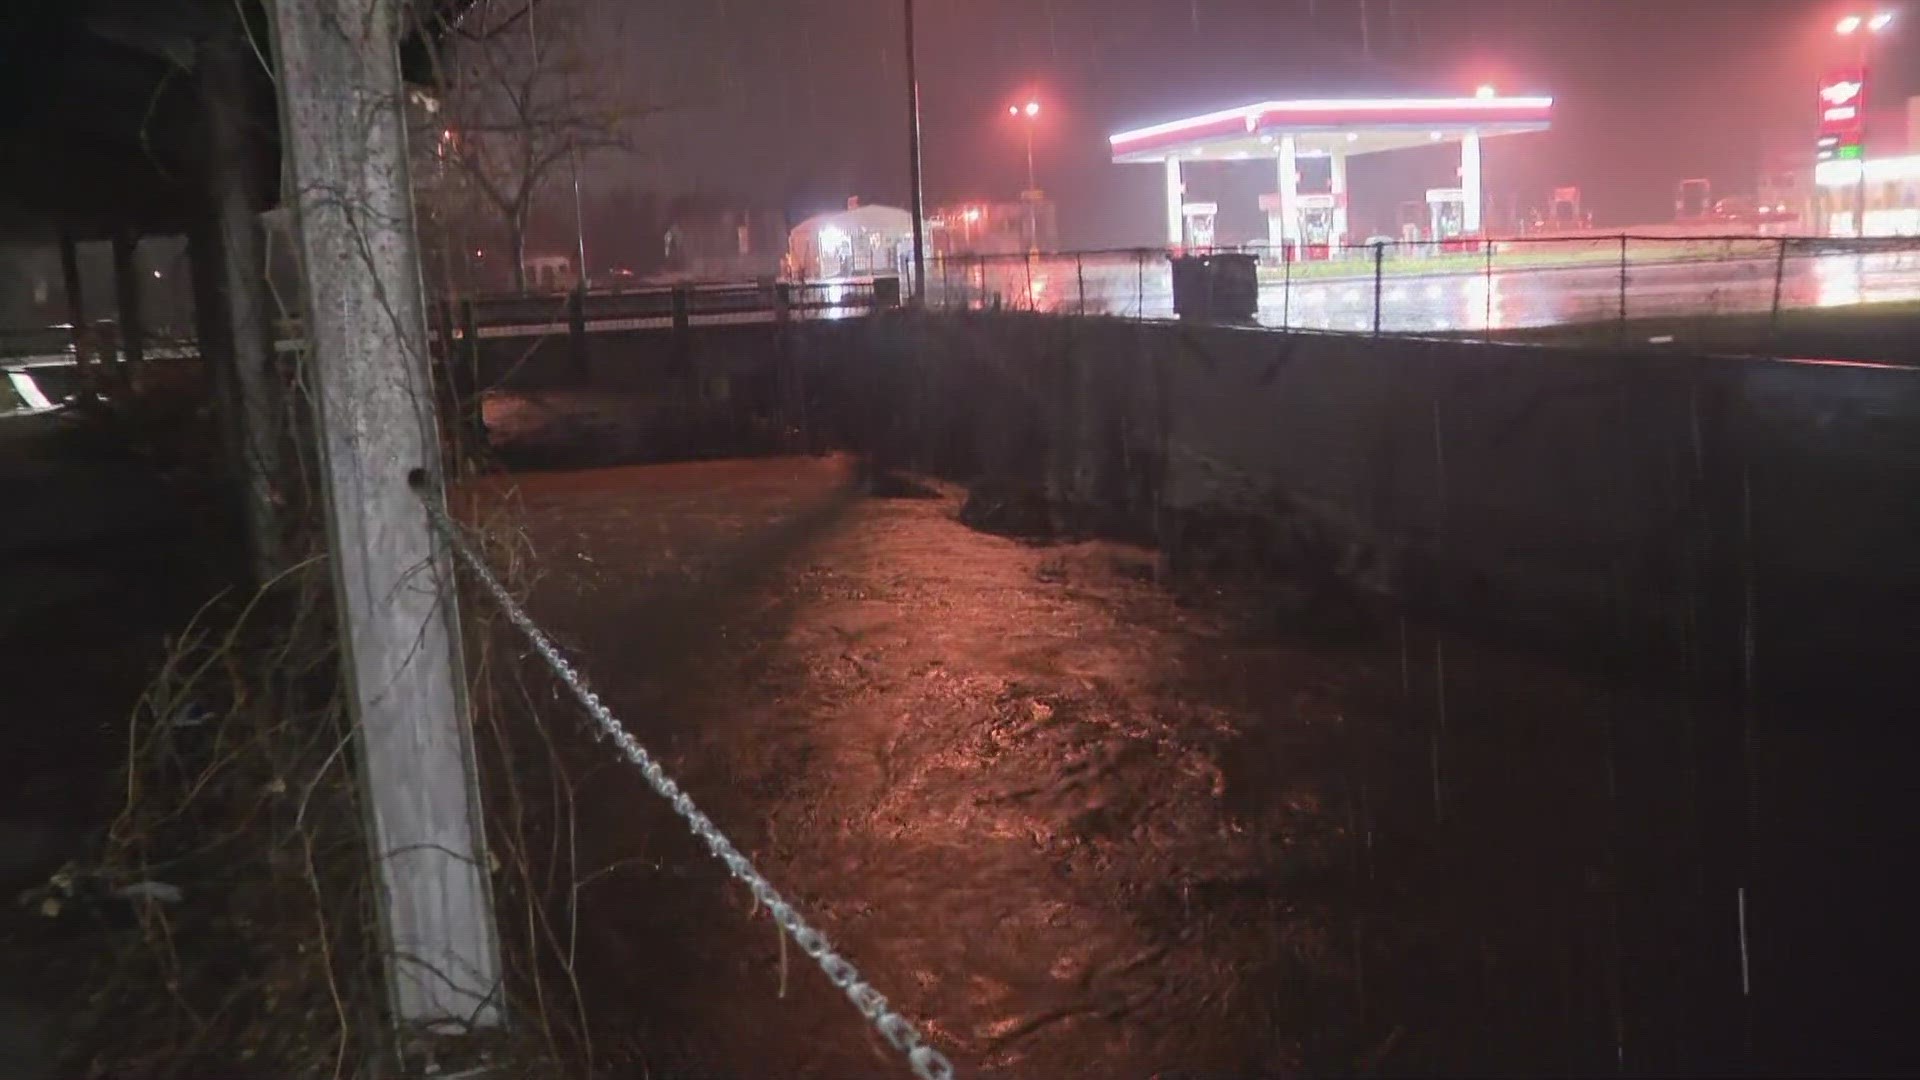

{"left": 942, "top": 248, "right": 1920, "bottom": 334}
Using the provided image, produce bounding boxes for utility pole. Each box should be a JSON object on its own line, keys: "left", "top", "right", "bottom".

{"left": 266, "top": 0, "right": 503, "bottom": 1032}
{"left": 904, "top": 0, "right": 927, "bottom": 301}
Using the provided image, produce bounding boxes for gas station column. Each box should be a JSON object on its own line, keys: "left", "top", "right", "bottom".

{"left": 1330, "top": 150, "right": 1350, "bottom": 247}
{"left": 1272, "top": 135, "right": 1301, "bottom": 246}
{"left": 1462, "top": 129, "right": 1484, "bottom": 234}
{"left": 1164, "top": 155, "right": 1183, "bottom": 247}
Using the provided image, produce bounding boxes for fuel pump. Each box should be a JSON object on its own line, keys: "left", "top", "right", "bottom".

{"left": 1427, "top": 188, "right": 1468, "bottom": 245}
{"left": 1297, "top": 194, "right": 1336, "bottom": 259}
{"left": 1181, "top": 202, "right": 1218, "bottom": 251}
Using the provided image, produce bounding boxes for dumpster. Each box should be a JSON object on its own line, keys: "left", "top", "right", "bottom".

{"left": 1169, "top": 252, "right": 1258, "bottom": 322}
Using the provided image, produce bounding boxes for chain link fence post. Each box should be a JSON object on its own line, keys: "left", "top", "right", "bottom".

{"left": 1136, "top": 248, "right": 1145, "bottom": 320}
{"left": 1372, "top": 241, "right": 1385, "bottom": 336}
{"left": 1282, "top": 244, "right": 1292, "bottom": 330}
{"left": 1769, "top": 236, "right": 1790, "bottom": 344}
{"left": 1483, "top": 238, "right": 1495, "bottom": 343}
{"left": 1617, "top": 233, "right": 1629, "bottom": 342}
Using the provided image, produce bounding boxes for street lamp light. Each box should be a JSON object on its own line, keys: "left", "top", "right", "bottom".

{"left": 1837, "top": 14, "right": 1864, "bottom": 33}
{"left": 1475, "top": 84, "right": 1497, "bottom": 99}
{"left": 1870, "top": 11, "right": 1895, "bottom": 29}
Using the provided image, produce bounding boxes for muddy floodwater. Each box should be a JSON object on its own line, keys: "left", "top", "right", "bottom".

{"left": 471, "top": 453, "right": 1756, "bottom": 1078}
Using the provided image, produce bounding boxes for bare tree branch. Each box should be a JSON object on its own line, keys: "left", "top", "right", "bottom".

{"left": 413, "top": 0, "right": 647, "bottom": 292}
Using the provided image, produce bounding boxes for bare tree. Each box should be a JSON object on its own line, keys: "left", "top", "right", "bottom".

{"left": 420, "top": 0, "right": 636, "bottom": 292}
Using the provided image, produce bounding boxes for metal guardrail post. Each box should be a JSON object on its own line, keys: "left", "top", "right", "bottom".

{"left": 567, "top": 284, "right": 588, "bottom": 380}
{"left": 1076, "top": 254, "right": 1086, "bottom": 316}
{"left": 1372, "top": 241, "right": 1385, "bottom": 336}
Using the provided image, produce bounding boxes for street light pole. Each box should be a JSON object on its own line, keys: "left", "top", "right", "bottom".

{"left": 1025, "top": 123, "right": 1036, "bottom": 196}
{"left": 1012, "top": 99, "right": 1041, "bottom": 252}
{"left": 904, "top": 0, "right": 928, "bottom": 300}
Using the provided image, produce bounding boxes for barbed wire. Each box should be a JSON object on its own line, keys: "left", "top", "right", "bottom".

{"left": 411, "top": 472, "right": 957, "bottom": 1080}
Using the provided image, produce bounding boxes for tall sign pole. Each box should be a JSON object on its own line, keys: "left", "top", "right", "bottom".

{"left": 904, "top": 0, "right": 928, "bottom": 300}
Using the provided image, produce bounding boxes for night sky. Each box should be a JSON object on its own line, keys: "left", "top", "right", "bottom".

{"left": 589, "top": 0, "right": 1918, "bottom": 245}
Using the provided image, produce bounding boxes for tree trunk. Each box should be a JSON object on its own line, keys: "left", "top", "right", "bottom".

{"left": 509, "top": 209, "right": 529, "bottom": 293}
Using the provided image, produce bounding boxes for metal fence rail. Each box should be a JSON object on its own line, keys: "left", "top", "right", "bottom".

{"left": 454, "top": 277, "right": 906, "bottom": 341}
{"left": 923, "top": 234, "right": 1920, "bottom": 339}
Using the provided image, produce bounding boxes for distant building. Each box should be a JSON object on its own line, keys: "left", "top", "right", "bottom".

{"left": 523, "top": 255, "right": 577, "bottom": 292}
{"left": 926, "top": 197, "right": 1058, "bottom": 256}
{"left": 1808, "top": 94, "right": 1920, "bottom": 237}
{"left": 659, "top": 204, "right": 788, "bottom": 281}
{"left": 787, "top": 203, "right": 913, "bottom": 280}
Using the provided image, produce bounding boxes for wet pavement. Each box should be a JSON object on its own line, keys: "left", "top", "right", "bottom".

{"left": 473, "top": 454, "right": 1696, "bottom": 1078}
{"left": 938, "top": 248, "right": 1920, "bottom": 334}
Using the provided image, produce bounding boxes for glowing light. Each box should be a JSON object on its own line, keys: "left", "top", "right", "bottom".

{"left": 1816, "top": 153, "right": 1920, "bottom": 186}
{"left": 1347, "top": 132, "right": 1359, "bottom": 142}
{"left": 1008, "top": 105, "right": 1020, "bottom": 116}
{"left": 1024, "top": 100, "right": 1040, "bottom": 118}
{"left": 1108, "top": 95, "right": 1553, "bottom": 147}
{"left": 818, "top": 225, "right": 849, "bottom": 251}
{"left": 151, "top": 270, "right": 162, "bottom": 279}
{"left": 1837, "top": 14, "right": 1863, "bottom": 33}
{"left": 1430, "top": 131, "right": 1443, "bottom": 140}
{"left": 963, "top": 207, "right": 981, "bottom": 223}
{"left": 1476, "top": 84, "right": 1497, "bottom": 99}
{"left": 1870, "top": 12, "right": 1894, "bottom": 30}
{"left": 1822, "top": 80, "right": 1862, "bottom": 105}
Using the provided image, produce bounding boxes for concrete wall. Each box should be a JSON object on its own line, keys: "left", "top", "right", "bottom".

{"left": 819, "top": 316, "right": 1919, "bottom": 673}
{"left": 466, "top": 313, "right": 1920, "bottom": 677}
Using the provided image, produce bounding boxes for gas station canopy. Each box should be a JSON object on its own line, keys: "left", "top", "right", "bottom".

{"left": 1110, "top": 95, "right": 1553, "bottom": 163}
{"left": 1109, "top": 94, "right": 1553, "bottom": 252}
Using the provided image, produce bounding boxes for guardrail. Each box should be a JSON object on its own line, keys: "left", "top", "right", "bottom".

{"left": 452, "top": 276, "right": 904, "bottom": 341}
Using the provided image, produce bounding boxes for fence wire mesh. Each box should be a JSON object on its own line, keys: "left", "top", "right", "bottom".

{"left": 921, "top": 234, "right": 1920, "bottom": 341}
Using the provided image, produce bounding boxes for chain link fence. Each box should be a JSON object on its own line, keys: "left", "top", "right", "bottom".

{"left": 922, "top": 234, "right": 1920, "bottom": 342}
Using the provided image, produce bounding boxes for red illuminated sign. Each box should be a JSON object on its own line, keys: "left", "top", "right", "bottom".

{"left": 1817, "top": 67, "right": 1867, "bottom": 161}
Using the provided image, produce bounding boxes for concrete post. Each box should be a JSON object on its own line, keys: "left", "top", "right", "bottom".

{"left": 1164, "top": 155, "right": 1184, "bottom": 248}
{"left": 1462, "top": 129, "right": 1484, "bottom": 235}
{"left": 267, "top": 0, "right": 503, "bottom": 1031}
